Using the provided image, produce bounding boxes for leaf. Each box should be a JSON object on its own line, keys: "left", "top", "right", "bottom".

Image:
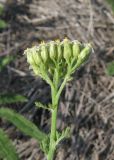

{"left": 0, "top": 128, "right": 19, "bottom": 160}
{"left": 0, "top": 19, "right": 7, "bottom": 29}
{"left": 0, "top": 55, "right": 14, "bottom": 72}
{"left": 55, "top": 127, "right": 71, "bottom": 146}
{"left": 40, "top": 135, "right": 50, "bottom": 154}
{"left": 0, "top": 94, "right": 28, "bottom": 105}
{"left": 35, "top": 101, "right": 52, "bottom": 111}
{"left": 0, "top": 108, "right": 47, "bottom": 143}
{"left": 106, "top": 61, "right": 114, "bottom": 76}
{"left": 106, "top": 0, "right": 114, "bottom": 12}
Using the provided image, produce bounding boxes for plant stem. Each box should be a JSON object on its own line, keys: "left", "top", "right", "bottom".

{"left": 47, "top": 88, "right": 58, "bottom": 160}
{"left": 47, "top": 108, "right": 57, "bottom": 160}
{"left": 57, "top": 71, "right": 70, "bottom": 101}
{"left": 47, "top": 67, "right": 71, "bottom": 160}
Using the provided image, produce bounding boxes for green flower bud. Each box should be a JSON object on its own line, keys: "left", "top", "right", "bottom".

{"left": 76, "top": 43, "right": 92, "bottom": 68}
{"left": 25, "top": 48, "right": 34, "bottom": 65}
{"left": 63, "top": 38, "right": 72, "bottom": 63}
{"left": 40, "top": 42, "right": 48, "bottom": 63}
{"left": 72, "top": 41, "right": 81, "bottom": 60}
{"left": 32, "top": 46, "right": 42, "bottom": 65}
{"left": 56, "top": 40, "right": 63, "bottom": 61}
{"left": 35, "top": 48, "right": 42, "bottom": 64}
{"left": 25, "top": 46, "right": 42, "bottom": 67}
{"left": 49, "top": 41, "right": 57, "bottom": 61}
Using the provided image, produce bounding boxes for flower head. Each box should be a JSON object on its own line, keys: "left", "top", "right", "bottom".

{"left": 25, "top": 39, "right": 92, "bottom": 82}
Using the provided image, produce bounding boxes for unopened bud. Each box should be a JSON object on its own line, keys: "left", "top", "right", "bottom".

{"left": 72, "top": 41, "right": 81, "bottom": 60}
{"left": 63, "top": 38, "right": 72, "bottom": 63}
{"left": 26, "top": 46, "right": 42, "bottom": 66}
{"left": 56, "top": 40, "right": 63, "bottom": 61}
{"left": 49, "top": 41, "right": 57, "bottom": 61}
{"left": 25, "top": 48, "right": 36, "bottom": 66}
{"left": 40, "top": 42, "right": 48, "bottom": 63}
{"left": 26, "top": 51, "right": 33, "bottom": 65}
{"left": 32, "top": 46, "right": 42, "bottom": 65}
{"left": 76, "top": 43, "right": 92, "bottom": 68}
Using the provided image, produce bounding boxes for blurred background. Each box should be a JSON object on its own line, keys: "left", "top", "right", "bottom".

{"left": 0, "top": 0, "right": 114, "bottom": 159}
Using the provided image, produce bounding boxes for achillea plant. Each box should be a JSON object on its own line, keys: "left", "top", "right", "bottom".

{"left": 0, "top": 38, "right": 92, "bottom": 160}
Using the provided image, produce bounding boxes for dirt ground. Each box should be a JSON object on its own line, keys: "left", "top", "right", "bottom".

{"left": 0, "top": 0, "right": 114, "bottom": 160}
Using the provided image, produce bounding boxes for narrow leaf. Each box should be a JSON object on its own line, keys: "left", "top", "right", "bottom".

{"left": 0, "top": 94, "right": 28, "bottom": 105}
{"left": 0, "top": 128, "right": 19, "bottom": 160}
{"left": 0, "top": 108, "right": 47, "bottom": 142}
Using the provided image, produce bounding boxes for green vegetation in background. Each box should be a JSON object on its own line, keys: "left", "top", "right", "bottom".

{"left": 0, "top": 3, "right": 4, "bottom": 15}
{"left": 106, "top": 61, "right": 114, "bottom": 76}
{"left": 0, "top": 128, "right": 19, "bottom": 160}
{"left": 0, "top": 19, "right": 7, "bottom": 28}
{"left": 0, "top": 55, "right": 28, "bottom": 105}
{"left": 0, "top": 94, "right": 28, "bottom": 105}
{"left": 0, "top": 3, "right": 7, "bottom": 29}
{"left": 0, "top": 55, "right": 14, "bottom": 71}
{"left": 106, "top": 0, "right": 114, "bottom": 12}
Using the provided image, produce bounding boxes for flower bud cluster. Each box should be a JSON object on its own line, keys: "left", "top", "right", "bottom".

{"left": 24, "top": 39, "right": 92, "bottom": 80}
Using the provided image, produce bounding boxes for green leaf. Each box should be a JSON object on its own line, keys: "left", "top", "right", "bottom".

{"left": 0, "top": 108, "right": 47, "bottom": 143}
{"left": 106, "top": 61, "right": 114, "bottom": 76}
{"left": 0, "top": 19, "right": 7, "bottom": 29}
{"left": 40, "top": 135, "right": 50, "bottom": 154}
{"left": 55, "top": 127, "right": 71, "bottom": 146}
{"left": 35, "top": 101, "right": 52, "bottom": 111}
{"left": 106, "top": 0, "right": 114, "bottom": 12}
{"left": 0, "top": 55, "right": 14, "bottom": 72}
{"left": 0, "top": 128, "right": 19, "bottom": 160}
{"left": 0, "top": 94, "right": 28, "bottom": 105}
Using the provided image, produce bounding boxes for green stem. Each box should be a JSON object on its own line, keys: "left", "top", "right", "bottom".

{"left": 47, "top": 88, "right": 58, "bottom": 160}
{"left": 57, "top": 70, "right": 71, "bottom": 100}
{"left": 47, "top": 107, "right": 57, "bottom": 160}
{"left": 56, "top": 76, "right": 68, "bottom": 100}
{"left": 47, "top": 66, "right": 71, "bottom": 160}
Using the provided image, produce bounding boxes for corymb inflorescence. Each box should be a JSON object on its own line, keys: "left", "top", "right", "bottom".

{"left": 24, "top": 38, "right": 92, "bottom": 83}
